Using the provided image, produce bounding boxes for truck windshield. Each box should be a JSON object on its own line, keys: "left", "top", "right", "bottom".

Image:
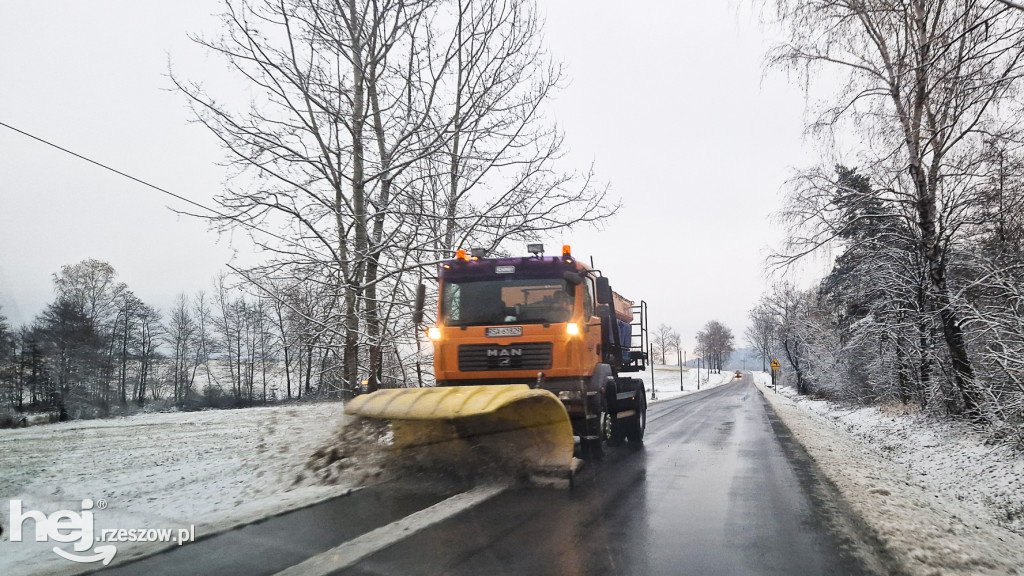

{"left": 442, "top": 278, "right": 574, "bottom": 326}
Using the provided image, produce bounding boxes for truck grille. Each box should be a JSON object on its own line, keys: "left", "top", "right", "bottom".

{"left": 458, "top": 342, "right": 553, "bottom": 371}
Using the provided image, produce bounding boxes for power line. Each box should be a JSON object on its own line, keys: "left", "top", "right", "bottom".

{"left": 0, "top": 120, "right": 294, "bottom": 247}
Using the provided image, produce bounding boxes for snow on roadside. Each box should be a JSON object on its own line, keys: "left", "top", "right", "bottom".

{"left": 761, "top": 374, "right": 1024, "bottom": 536}
{"left": 0, "top": 402, "right": 359, "bottom": 576}
{"left": 634, "top": 364, "right": 735, "bottom": 405}
{"left": 753, "top": 373, "right": 1024, "bottom": 575}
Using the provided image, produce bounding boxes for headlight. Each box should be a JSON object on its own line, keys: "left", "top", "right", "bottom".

{"left": 557, "top": 390, "right": 582, "bottom": 401}
{"left": 427, "top": 327, "right": 442, "bottom": 340}
{"left": 566, "top": 322, "right": 580, "bottom": 335}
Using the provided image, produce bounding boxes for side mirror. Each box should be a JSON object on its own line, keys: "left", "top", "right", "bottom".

{"left": 595, "top": 303, "right": 611, "bottom": 318}
{"left": 562, "top": 271, "right": 583, "bottom": 285}
{"left": 595, "top": 276, "right": 613, "bottom": 305}
{"left": 412, "top": 283, "right": 426, "bottom": 326}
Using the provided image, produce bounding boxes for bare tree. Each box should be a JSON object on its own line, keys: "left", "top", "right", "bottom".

{"left": 267, "top": 286, "right": 295, "bottom": 399}
{"left": 213, "top": 274, "right": 244, "bottom": 401}
{"left": 174, "top": 0, "right": 614, "bottom": 394}
{"left": 191, "top": 290, "right": 217, "bottom": 396}
{"left": 53, "top": 259, "right": 126, "bottom": 328}
{"left": 745, "top": 304, "right": 777, "bottom": 372}
{"left": 53, "top": 259, "right": 128, "bottom": 405}
{"left": 167, "top": 294, "right": 199, "bottom": 406}
{"left": 0, "top": 307, "right": 13, "bottom": 410}
{"left": 133, "top": 304, "right": 162, "bottom": 406}
{"left": 111, "top": 291, "right": 144, "bottom": 406}
{"left": 696, "top": 320, "right": 734, "bottom": 374}
{"left": 770, "top": 0, "right": 1024, "bottom": 417}
{"left": 762, "top": 283, "right": 813, "bottom": 394}
{"left": 36, "top": 298, "right": 102, "bottom": 412}
{"left": 651, "top": 323, "right": 676, "bottom": 365}
{"left": 667, "top": 330, "right": 682, "bottom": 365}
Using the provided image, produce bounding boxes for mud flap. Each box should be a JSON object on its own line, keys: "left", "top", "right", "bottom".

{"left": 345, "top": 386, "right": 575, "bottom": 479}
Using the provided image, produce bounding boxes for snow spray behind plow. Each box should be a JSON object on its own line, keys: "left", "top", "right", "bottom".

{"left": 344, "top": 385, "right": 575, "bottom": 484}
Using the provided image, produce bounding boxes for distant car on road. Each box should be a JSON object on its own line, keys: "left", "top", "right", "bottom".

{"left": 734, "top": 371, "right": 743, "bottom": 380}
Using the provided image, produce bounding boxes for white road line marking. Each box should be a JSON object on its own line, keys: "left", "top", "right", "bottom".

{"left": 273, "top": 484, "right": 507, "bottom": 576}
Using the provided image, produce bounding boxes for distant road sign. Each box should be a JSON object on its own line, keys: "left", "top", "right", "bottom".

{"left": 770, "top": 358, "right": 781, "bottom": 370}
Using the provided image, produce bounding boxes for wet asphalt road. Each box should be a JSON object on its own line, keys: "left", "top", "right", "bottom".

{"left": 99, "top": 375, "right": 870, "bottom": 576}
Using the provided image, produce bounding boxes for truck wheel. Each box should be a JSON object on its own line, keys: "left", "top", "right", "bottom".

{"left": 608, "top": 413, "right": 625, "bottom": 446}
{"left": 625, "top": 388, "right": 647, "bottom": 443}
{"left": 581, "top": 401, "right": 610, "bottom": 460}
{"left": 581, "top": 436, "right": 604, "bottom": 461}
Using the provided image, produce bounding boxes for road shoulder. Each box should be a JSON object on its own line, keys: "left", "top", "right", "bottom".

{"left": 755, "top": 381, "right": 1024, "bottom": 576}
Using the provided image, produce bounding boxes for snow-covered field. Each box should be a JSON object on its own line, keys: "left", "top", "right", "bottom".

{"left": 0, "top": 370, "right": 735, "bottom": 576}
{"left": 635, "top": 364, "right": 735, "bottom": 404}
{"left": 754, "top": 373, "right": 1024, "bottom": 576}
{"left": 0, "top": 402, "right": 358, "bottom": 576}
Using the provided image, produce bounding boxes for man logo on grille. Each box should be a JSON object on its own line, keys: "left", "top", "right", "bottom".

{"left": 487, "top": 348, "right": 522, "bottom": 366}
{"left": 486, "top": 348, "right": 523, "bottom": 357}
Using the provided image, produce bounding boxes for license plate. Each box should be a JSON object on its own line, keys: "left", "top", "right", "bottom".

{"left": 486, "top": 326, "right": 522, "bottom": 337}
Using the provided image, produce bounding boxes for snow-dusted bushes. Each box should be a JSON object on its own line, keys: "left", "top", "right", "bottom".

{"left": 758, "top": 253, "right": 1024, "bottom": 445}
{"left": 959, "top": 256, "right": 1024, "bottom": 444}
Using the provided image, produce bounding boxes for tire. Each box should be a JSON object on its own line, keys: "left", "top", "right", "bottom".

{"left": 624, "top": 386, "right": 646, "bottom": 443}
{"left": 581, "top": 436, "right": 604, "bottom": 461}
{"left": 608, "top": 413, "right": 625, "bottom": 446}
{"left": 581, "top": 399, "right": 610, "bottom": 461}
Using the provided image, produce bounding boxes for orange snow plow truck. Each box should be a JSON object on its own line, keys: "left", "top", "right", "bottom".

{"left": 345, "top": 244, "right": 649, "bottom": 478}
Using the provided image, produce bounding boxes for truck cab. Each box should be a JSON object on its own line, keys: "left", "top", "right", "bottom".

{"left": 428, "top": 245, "right": 648, "bottom": 458}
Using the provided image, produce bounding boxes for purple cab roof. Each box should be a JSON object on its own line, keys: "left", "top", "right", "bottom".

{"left": 439, "top": 255, "right": 580, "bottom": 281}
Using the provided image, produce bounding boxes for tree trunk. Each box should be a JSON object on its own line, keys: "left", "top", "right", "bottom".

{"left": 342, "top": 0, "right": 368, "bottom": 395}
{"left": 911, "top": 160, "right": 981, "bottom": 417}
{"left": 932, "top": 277, "right": 981, "bottom": 417}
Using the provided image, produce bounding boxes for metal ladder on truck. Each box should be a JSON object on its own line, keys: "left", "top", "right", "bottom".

{"left": 619, "top": 300, "right": 648, "bottom": 373}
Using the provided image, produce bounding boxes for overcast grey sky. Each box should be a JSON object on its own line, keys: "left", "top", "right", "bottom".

{"left": 0, "top": 1, "right": 813, "bottom": 352}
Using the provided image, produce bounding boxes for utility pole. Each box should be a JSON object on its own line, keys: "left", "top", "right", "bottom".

{"left": 650, "top": 342, "right": 656, "bottom": 400}
{"left": 678, "top": 349, "right": 684, "bottom": 391}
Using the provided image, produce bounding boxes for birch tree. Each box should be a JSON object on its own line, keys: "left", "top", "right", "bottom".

{"left": 770, "top": 0, "right": 1024, "bottom": 416}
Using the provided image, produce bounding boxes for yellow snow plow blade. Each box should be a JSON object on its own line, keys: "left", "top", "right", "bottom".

{"left": 345, "top": 385, "right": 574, "bottom": 475}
